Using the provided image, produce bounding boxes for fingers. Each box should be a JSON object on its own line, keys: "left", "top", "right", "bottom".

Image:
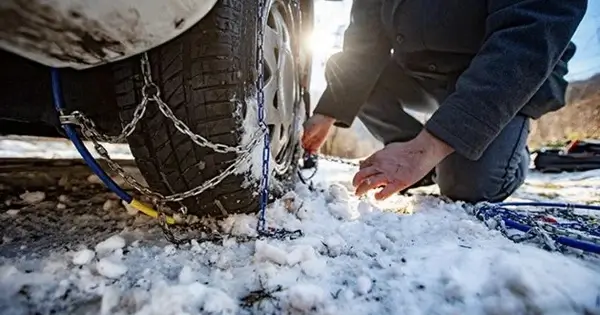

{"left": 301, "top": 127, "right": 319, "bottom": 153}
{"left": 303, "top": 134, "right": 322, "bottom": 154}
{"left": 375, "top": 181, "right": 408, "bottom": 200}
{"left": 301, "top": 133, "right": 313, "bottom": 153}
{"left": 301, "top": 117, "right": 332, "bottom": 153}
{"left": 352, "top": 166, "right": 380, "bottom": 187}
{"left": 354, "top": 174, "right": 388, "bottom": 196}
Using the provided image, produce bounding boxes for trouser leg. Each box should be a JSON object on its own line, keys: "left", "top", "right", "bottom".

{"left": 436, "top": 114, "right": 530, "bottom": 203}
{"left": 356, "top": 63, "right": 434, "bottom": 144}
{"left": 357, "top": 82, "right": 423, "bottom": 145}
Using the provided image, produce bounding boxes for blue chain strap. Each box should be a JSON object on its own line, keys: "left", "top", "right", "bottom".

{"left": 256, "top": 0, "right": 269, "bottom": 234}
{"left": 475, "top": 202, "right": 600, "bottom": 254}
{"left": 255, "top": 0, "right": 302, "bottom": 240}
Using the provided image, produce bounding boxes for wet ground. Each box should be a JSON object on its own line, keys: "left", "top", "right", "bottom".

{"left": 0, "top": 158, "right": 167, "bottom": 258}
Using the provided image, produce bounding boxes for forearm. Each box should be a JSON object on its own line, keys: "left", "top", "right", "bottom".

{"left": 313, "top": 0, "right": 391, "bottom": 128}
{"left": 425, "top": 0, "right": 586, "bottom": 160}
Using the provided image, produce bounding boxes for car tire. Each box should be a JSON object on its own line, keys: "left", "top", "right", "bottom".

{"left": 111, "top": 0, "right": 311, "bottom": 217}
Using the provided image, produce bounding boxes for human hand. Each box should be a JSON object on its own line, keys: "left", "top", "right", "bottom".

{"left": 352, "top": 130, "right": 454, "bottom": 200}
{"left": 301, "top": 113, "right": 335, "bottom": 153}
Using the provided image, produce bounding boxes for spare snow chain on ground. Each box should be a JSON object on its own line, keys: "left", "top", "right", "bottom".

{"left": 474, "top": 202, "right": 600, "bottom": 255}
{"left": 53, "top": 0, "right": 303, "bottom": 244}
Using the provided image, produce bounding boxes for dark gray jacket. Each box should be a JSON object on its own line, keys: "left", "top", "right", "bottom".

{"left": 313, "top": 0, "right": 587, "bottom": 160}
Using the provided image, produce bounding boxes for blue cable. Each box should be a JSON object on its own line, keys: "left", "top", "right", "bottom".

{"left": 51, "top": 68, "right": 132, "bottom": 203}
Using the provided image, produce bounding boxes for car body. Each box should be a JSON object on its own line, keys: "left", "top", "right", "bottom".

{"left": 0, "top": 0, "right": 316, "bottom": 217}
{"left": 0, "top": 0, "right": 220, "bottom": 69}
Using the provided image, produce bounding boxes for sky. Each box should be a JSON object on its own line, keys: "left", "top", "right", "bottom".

{"left": 568, "top": 2, "right": 600, "bottom": 81}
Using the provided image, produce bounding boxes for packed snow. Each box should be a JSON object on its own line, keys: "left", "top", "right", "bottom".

{"left": 1, "top": 0, "right": 600, "bottom": 313}
{"left": 94, "top": 235, "right": 126, "bottom": 256}
{"left": 19, "top": 191, "right": 46, "bottom": 204}
{"left": 1, "top": 157, "right": 600, "bottom": 314}
{"left": 72, "top": 249, "right": 95, "bottom": 266}
{"left": 0, "top": 136, "right": 134, "bottom": 160}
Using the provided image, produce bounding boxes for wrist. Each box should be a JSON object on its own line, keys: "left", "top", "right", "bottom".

{"left": 416, "top": 129, "right": 454, "bottom": 160}
{"left": 313, "top": 113, "right": 336, "bottom": 125}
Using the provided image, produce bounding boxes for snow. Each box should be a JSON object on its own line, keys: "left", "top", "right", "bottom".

{"left": 72, "top": 249, "right": 95, "bottom": 265}
{"left": 95, "top": 235, "right": 127, "bottom": 256}
{"left": 178, "top": 265, "right": 197, "bottom": 284}
{"left": 4, "top": 157, "right": 598, "bottom": 313}
{"left": 5, "top": 209, "right": 20, "bottom": 216}
{"left": 0, "top": 136, "right": 134, "bottom": 160}
{"left": 1, "top": 0, "right": 600, "bottom": 313}
{"left": 285, "top": 284, "right": 332, "bottom": 314}
{"left": 96, "top": 258, "right": 128, "bottom": 279}
{"left": 19, "top": 191, "right": 46, "bottom": 204}
{"left": 254, "top": 240, "right": 288, "bottom": 265}
{"left": 121, "top": 200, "right": 138, "bottom": 215}
{"left": 103, "top": 199, "right": 120, "bottom": 211}
{"left": 356, "top": 276, "right": 373, "bottom": 295}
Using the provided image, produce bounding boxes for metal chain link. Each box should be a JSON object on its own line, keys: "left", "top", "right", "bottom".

{"left": 256, "top": 0, "right": 270, "bottom": 233}
{"left": 317, "top": 154, "right": 360, "bottom": 167}
{"left": 61, "top": 53, "right": 264, "bottom": 205}
{"left": 140, "top": 53, "right": 263, "bottom": 155}
{"left": 90, "top": 140, "right": 164, "bottom": 199}
{"left": 475, "top": 203, "right": 600, "bottom": 254}
{"left": 152, "top": 93, "right": 262, "bottom": 155}
{"left": 55, "top": 0, "right": 306, "bottom": 243}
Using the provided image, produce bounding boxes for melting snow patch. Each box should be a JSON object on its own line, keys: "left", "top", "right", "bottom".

{"left": 95, "top": 235, "right": 126, "bottom": 256}
{"left": 356, "top": 276, "right": 372, "bottom": 295}
{"left": 5, "top": 209, "right": 20, "bottom": 216}
{"left": 103, "top": 199, "right": 119, "bottom": 211}
{"left": 285, "top": 284, "right": 333, "bottom": 314}
{"left": 254, "top": 240, "right": 288, "bottom": 265}
{"left": 136, "top": 282, "right": 237, "bottom": 315}
{"left": 121, "top": 200, "right": 138, "bottom": 215}
{"left": 96, "top": 258, "right": 128, "bottom": 279}
{"left": 72, "top": 249, "right": 95, "bottom": 265}
{"left": 19, "top": 191, "right": 45, "bottom": 204}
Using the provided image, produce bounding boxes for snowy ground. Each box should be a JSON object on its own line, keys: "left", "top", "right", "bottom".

{"left": 1, "top": 1, "right": 599, "bottom": 313}
{"left": 1, "top": 137, "right": 600, "bottom": 315}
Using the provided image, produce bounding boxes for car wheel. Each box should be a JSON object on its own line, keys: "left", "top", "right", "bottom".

{"left": 111, "top": 0, "right": 311, "bottom": 217}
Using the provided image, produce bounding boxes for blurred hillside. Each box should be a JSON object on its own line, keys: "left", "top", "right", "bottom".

{"left": 529, "top": 73, "right": 600, "bottom": 148}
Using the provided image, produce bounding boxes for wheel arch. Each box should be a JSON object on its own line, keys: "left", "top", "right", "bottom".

{"left": 0, "top": 0, "right": 219, "bottom": 70}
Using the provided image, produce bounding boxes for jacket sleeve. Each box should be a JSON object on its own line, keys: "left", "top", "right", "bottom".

{"left": 312, "top": 0, "right": 391, "bottom": 128}
{"left": 424, "top": 0, "right": 587, "bottom": 160}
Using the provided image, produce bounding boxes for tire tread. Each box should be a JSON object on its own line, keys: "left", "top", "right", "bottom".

{"left": 112, "top": 0, "right": 258, "bottom": 216}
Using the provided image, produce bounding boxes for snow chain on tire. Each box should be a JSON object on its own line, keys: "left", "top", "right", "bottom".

{"left": 56, "top": 0, "right": 308, "bottom": 244}
{"left": 61, "top": 54, "right": 262, "bottom": 208}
